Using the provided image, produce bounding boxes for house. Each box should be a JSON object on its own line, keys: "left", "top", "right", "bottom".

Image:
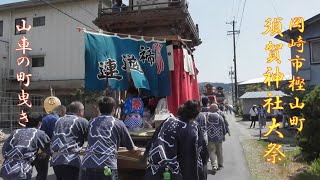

{"left": 238, "top": 75, "right": 292, "bottom": 97}
{"left": 0, "top": 0, "right": 111, "bottom": 99}
{"left": 0, "top": 0, "right": 110, "bottom": 130}
{"left": 276, "top": 14, "right": 320, "bottom": 86}
{"left": 239, "top": 90, "right": 288, "bottom": 118}
{"left": 0, "top": 38, "right": 9, "bottom": 91}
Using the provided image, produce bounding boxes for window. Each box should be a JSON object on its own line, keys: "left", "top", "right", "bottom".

{"left": 0, "top": 21, "right": 3, "bottom": 36}
{"left": 32, "top": 57, "right": 44, "bottom": 67}
{"left": 310, "top": 40, "right": 320, "bottom": 64}
{"left": 15, "top": 18, "right": 27, "bottom": 35}
{"left": 33, "top": 16, "right": 45, "bottom": 27}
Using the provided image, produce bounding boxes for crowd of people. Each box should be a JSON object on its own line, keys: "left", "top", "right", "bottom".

{"left": 0, "top": 95, "right": 231, "bottom": 180}
{"left": 249, "top": 103, "right": 293, "bottom": 130}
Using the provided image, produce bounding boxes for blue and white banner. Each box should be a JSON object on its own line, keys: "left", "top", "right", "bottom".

{"left": 84, "top": 31, "right": 170, "bottom": 96}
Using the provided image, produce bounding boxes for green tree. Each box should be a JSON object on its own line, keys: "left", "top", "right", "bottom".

{"left": 281, "top": 86, "right": 315, "bottom": 117}
{"left": 70, "top": 86, "right": 105, "bottom": 119}
{"left": 245, "top": 84, "right": 274, "bottom": 92}
{"left": 296, "top": 86, "right": 320, "bottom": 159}
{"left": 71, "top": 86, "right": 104, "bottom": 104}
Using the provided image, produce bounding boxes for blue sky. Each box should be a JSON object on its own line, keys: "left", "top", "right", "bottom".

{"left": 2, "top": 0, "right": 320, "bottom": 83}
{"left": 188, "top": 0, "right": 320, "bottom": 83}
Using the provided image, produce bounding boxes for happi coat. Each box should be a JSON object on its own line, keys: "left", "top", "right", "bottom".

{"left": 50, "top": 114, "right": 89, "bottom": 168}
{"left": 81, "top": 115, "right": 136, "bottom": 170}
{"left": 144, "top": 117, "right": 207, "bottom": 180}
{"left": 0, "top": 128, "right": 50, "bottom": 179}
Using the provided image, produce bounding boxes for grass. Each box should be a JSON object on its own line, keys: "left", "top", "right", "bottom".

{"left": 256, "top": 140, "right": 301, "bottom": 168}
{"left": 280, "top": 148, "right": 301, "bottom": 167}
{"left": 257, "top": 140, "right": 268, "bottom": 149}
{"left": 247, "top": 140, "right": 320, "bottom": 180}
{"left": 310, "top": 159, "right": 320, "bottom": 176}
{"left": 243, "top": 139, "right": 309, "bottom": 180}
{"left": 242, "top": 139, "right": 281, "bottom": 180}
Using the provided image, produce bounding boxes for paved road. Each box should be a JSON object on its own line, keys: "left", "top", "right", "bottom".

{"left": 31, "top": 114, "right": 252, "bottom": 180}
{"left": 31, "top": 166, "right": 55, "bottom": 180}
{"left": 207, "top": 114, "right": 251, "bottom": 180}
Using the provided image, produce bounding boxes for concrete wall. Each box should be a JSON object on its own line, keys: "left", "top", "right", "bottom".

{"left": 0, "top": 42, "right": 9, "bottom": 91}
{"left": 290, "top": 21, "right": 320, "bottom": 86}
{"left": 0, "top": 0, "right": 101, "bottom": 90}
{"left": 241, "top": 98, "right": 263, "bottom": 116}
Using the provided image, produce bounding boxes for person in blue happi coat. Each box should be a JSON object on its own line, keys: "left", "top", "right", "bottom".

{"left": 144, "top": 100, "right": 208, "bottom": 180}
{"left": 122, "top": 87, "right": 144, "bottom": 131}
{"left": 33, "top": 99, "right": 65, "bottom": 180}
{"left": 0, "top": 113, "right": 50, "bottom": 180}
{"left": 81, "top": 97, "right": 142, "bottom": 180}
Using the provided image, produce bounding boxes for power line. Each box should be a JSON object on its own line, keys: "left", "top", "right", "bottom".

{"left": 40, "top": 0, "right": 95, "bottom": 30}
{"left": 269, "top": 0, "right": 288, "bottom": 30}
{"left": 235, "top": 0, "right": 242, "bottom": 21}
{"left": 271, "top": 0, "right": 279, "bottom": 17}
{"left": 238, "top": 0, "right": 247, "bottom": 33}
{"left": 231, "top": 0, "right": 236, "bottom": 19}
{"left": 236, "top": 0, "right": 247, "bottom": 46}
{"left": 79, "top": 6, "right": 97, "bottom": 18}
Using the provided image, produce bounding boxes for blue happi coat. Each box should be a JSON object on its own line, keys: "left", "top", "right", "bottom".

{"left": 0, "top": 128, "right": 50, "bottom": 179}
{"left": 50, "top": 114, "right": 89, "bottom": 168}
{"left": 81, "top": 115, "right": 136, "bottom": 170}
{"left": 144, "top": 117, "right": 207, "bottom": 180}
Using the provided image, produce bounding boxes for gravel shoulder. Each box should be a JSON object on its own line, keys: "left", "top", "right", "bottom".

{"left": 236, "top": 117, "right": 307, "bottom": 180}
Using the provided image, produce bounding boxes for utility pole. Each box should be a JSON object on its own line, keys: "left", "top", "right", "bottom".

{"left": 229, "top": 66, "right": 234, "bottom": 105}
{"left": 227, "top": 20, "right": 240, "bottom": 112}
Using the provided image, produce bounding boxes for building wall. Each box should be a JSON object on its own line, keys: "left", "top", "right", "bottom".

{"left": 241, "top": 98, "right": 280, "bottom": 116}
{"left": 133, "top": 0, "right": 169, "bottom": 10}
{"left": 241, "top": 98, "right": 263, "bottom": 116}
{"left": 0, "top": 0, "right": 101, "bottom": 92}
{"left": 0, "top": 42, "right": 9, "bottom": 91}
{"left": 290, "top": 21, "right": 320, "bottom": 86}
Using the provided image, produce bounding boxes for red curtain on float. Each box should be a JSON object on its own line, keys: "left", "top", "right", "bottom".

{"left": 191, "top": 60, "right": 200, "bottom": 100}
{"left": 167, "top": 48, "right": 200, "bottom": 116}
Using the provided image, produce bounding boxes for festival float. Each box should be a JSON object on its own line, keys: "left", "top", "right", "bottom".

{"left": 79, "top": 0, "right": 202, "bottom": 179}
{"left": 203, "top": 83, "right": 217, "bottom": 104}
{"left": 216, "top": 86, "right": 226, "bottom": 108}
